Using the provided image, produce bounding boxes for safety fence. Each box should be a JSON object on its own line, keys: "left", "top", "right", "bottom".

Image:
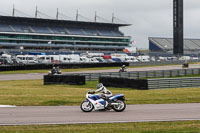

{"left": 148, "top": 77, "right": 200, "bottom": 89}
{"left": 129, "top": 60, "right": 200, "bottom": 67}
{"left": 67, "top": 68, "right": 200, "bottom": 81}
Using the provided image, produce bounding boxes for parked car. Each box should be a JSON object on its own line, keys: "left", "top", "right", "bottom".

{"left": 0, "top": 56, "right": 13, "bottom": 65}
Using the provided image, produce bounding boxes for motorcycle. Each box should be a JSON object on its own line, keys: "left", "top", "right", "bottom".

{"left": 48, "top": 68, "right": 62, "bottom": 75}
{"left": 119, "top": 68, "right": 127, "bottom": 72}
{"left": 80, "top": 89, "right": 126, "bottom": 112}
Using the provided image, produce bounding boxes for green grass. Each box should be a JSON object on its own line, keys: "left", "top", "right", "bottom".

{"left": 0, "top": 121, "right": 200, "bottom": 133}
{"left": 0, "top": 80, "right": 200, "bottom": 106}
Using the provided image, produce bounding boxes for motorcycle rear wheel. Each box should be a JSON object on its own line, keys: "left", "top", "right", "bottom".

{"left": 80, "top": 101, "right": 94, "bottom": 112}
{"left": 112, "top": 100, "right": 126, "bottom": 112}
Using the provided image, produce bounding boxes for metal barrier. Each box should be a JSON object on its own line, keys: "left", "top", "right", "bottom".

{"left": 148, "top": 77, "right": 200, "bottom": 89}
{"left": 67, "top": 68, "right": 200, "bottom": 81}
{"left": 129, "top": 60, "right": 200, "bottom": 67}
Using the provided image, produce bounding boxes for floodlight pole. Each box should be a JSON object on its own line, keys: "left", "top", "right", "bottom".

{"left": 173, "top": 0, "right": 184, "bottom": 56}
{"left": 56, "top": 8, "right": 59, "bottom": 19}
{"left": 112, "top": 13, "right": 114, "bottom": 23}
{"left": 76, "top": 10, "right": 79, "bottom": 21}
{"left": 94, "top": 11, "right": 97, "bottom": 22}
{"left": 12, "top": 4, "right": 15, "bottom": 16}
{"left": 35, "top": 6, "right": 38, "bottom": 18}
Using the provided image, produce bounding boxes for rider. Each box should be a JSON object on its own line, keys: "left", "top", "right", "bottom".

{"left": 93, "top": 83, "right": 112, "bottom": 107}
{"left": 55, "top": 66, "right": 61, "bottom": 74}
{"left": 121, "top": 65, "right": 126, "bottom": 71}
{"left": 51, "top": 67, "right": 57, "bottom": 75}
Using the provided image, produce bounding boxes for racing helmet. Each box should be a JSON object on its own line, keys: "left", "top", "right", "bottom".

{"left": 97, "top": 83, "right": 103, "bottom": 89}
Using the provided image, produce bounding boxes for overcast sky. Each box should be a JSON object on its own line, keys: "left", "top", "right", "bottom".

{"left": 0, "top": 0, "right": 200, "bottom": 49}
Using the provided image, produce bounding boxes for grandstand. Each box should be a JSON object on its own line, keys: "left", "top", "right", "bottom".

{"left": 0, "top": 16, "right": 131, "bottom": 54}
{"left": 149, "top": 37, "right": 200, "bottom": 55}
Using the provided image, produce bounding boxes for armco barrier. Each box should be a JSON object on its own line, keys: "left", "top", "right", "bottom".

{"left": 66, "top": 68, "right": 200, "bottom": 81}
{"left": 129, "top": 60, "right": 200, "bottom": 67}
{"left": 99, "top": 76, "right": 148, "bottom": 90}
{"left": 44, "top": 75, "right": 85, "bottom": 85}
{"left": 148, "top": 77, "right": 200, "bottom": 89}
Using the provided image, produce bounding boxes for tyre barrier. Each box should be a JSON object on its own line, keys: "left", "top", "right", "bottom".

{"left": 100, "top": 76, "right": 200, "bottom": 90}
{"left": 44, "top": 75, "right": 85, "bottom": 85}
{"left": 99, "top": 76, "right": 148, "bottom": 90}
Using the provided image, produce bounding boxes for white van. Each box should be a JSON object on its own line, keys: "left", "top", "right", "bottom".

{"left": 80, "top": 56, "right": 89, "bottom": 63}
{"left": 49, "top": 55, "right": 59, "bottom": 63}
{"left": 37, "top": 55, "right": 51, "bottom": 64}
{"left": 16, "top": 55, "right": 38, "bottom": 64}
{"left": 137, "top": 55, "right": 150, "bottom": 62}
{"left": 89, "top": 58, "right": 99, "bottom": 63}
{"left": 59, "top": 54, "right": 80, "bottom": 63}
{"left": 125, "top": 56, "right": 138, "bottom": 62}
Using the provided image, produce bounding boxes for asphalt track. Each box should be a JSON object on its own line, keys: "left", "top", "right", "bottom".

{"left": 0, "top": 64, "right": 200, "bottom": 81}
{"left": 0, "top": 64, "right": 200, "bottom": 125}
{"left": 0, "top": 103, "right": 199, "bottom": 125}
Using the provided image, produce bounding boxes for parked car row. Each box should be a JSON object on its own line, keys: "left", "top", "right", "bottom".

{"left": 0, "top": 53, "right": 197, "bottom": 66}
{"left": 0, "top": 53, "right": 145, "bottom": 65}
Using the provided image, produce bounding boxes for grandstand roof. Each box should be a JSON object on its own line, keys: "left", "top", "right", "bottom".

{"left": 0, "top": 16, "right": 131, "bottom": 37}
{"left": 149, "top": 37, "right": 200, "bottom": 51}
{"left": 0, "top": 16, "right": 130, "bottom": 28}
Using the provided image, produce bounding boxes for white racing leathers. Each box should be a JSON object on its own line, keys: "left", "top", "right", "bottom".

{"left": 95, "top": 86, "right": 112, "bottom": 99}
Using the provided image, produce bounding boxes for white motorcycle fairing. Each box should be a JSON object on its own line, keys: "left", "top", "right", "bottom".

{"left": 87, "top": 94, "right": 106, "bottom": 110}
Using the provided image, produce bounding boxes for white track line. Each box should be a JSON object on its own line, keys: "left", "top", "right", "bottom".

{"left": 0, "top": 105, "right": 16, "bottom": 108}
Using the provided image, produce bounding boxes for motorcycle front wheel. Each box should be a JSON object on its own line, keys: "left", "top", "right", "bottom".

{"left": 112, "top": 100, "right": 126, "bottom": 112}
{"left": 80, "top": 101, "right": 94, "bottom": 112}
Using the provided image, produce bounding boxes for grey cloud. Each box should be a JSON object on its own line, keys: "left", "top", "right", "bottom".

{"left": 0, "top": 0, "right": 200, "bottom": 49}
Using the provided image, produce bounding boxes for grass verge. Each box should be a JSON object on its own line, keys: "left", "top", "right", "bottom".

{"left": 0, "top": 80, "right": 200, "bottom": 106}
{"left": 0, "top": 121, "right": 200, "bottom": 133}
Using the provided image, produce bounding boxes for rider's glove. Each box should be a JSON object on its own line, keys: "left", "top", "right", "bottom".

{"left": 89, "top": 91, "right": 95, "bottom": 94}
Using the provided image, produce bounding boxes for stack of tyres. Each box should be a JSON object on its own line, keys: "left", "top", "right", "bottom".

{"left": 44, "top": 75, "right": 85, "bottom": 85}
{"left": 99, "top": 76, "right": 148, "bottom": 90}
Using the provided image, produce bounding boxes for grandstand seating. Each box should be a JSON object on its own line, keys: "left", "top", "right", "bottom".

{"left": 98, "top": 29, "right": 113, "bottom": 36}
{"left": 66, "top": 27, "right": 85, "bottom": 35}
{"left": 50, "top": 27, "right": 66, "bottom": 34}
{"left": 191, "top": 40, "right": 200, "bottom": 47}
{"left": 31, "top": 26, "right": 52, "bottom": 34}
{"left": 11, "top": 25, "right": 25, "bottom": 32}
{"left": 0, "top": 23, "right": 124, "bottom": 37}
{"left": 149, "top": 37, "right": 200, "bottom": 52}
{"left": 83, "top": 29, "right": 99, "bottom": 36}
{"left": 112, "top": 30, "right": 124, "bottom": 36}
{"left": 0, "top": 24, "right": 14, "bottom": 32}
{"left": 0, "top": 16, "right": 130, "bottom": 53}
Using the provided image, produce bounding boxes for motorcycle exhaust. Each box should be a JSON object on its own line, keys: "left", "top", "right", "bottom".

{"left": 111, "top": 103, "right": 120, "bottom": 106}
